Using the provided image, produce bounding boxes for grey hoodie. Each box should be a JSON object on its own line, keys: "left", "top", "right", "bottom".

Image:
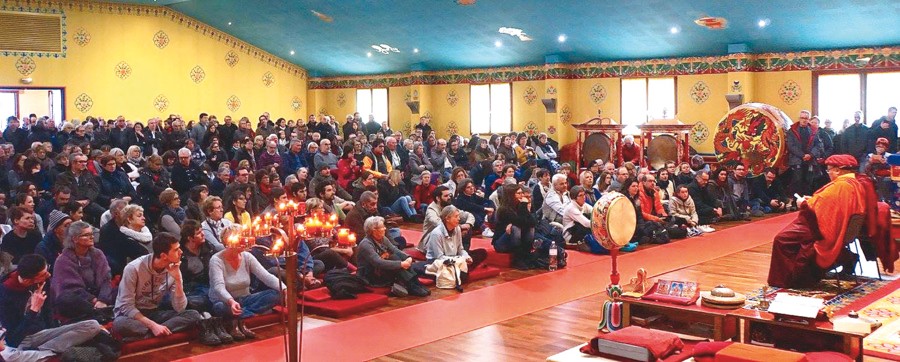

{"left": 114, "top": 254, "right": 187, "bottom": 319}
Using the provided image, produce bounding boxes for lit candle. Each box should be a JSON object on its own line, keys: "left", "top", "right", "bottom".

{"left": 348, "top": 233, "right": 356, "bottom": 245}
{"left": 337, "top": 228, "right": 349, "bottom": 245}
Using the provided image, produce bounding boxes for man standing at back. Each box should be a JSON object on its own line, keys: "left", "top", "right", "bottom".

{"left": 869, "top": 107, "right": 897, "bottom": 153}
{"left": 786, "top": 110, "right": 824, "bottom": 197}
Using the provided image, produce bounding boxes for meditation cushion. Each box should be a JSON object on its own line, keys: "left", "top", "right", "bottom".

{"left": 484, "top": 250, "right": 512, "bottom": 268}
{"left": 300, "top": 287, "right": 333, "bottom": 302}
{"left": 303, "top": 292, "right": 389, "bottom": 318}
{"left": 468, "top": 265, "right": 501, "bottom": 281}
{"left": 404, "top": 248, "right": 427, "bottom": 261}
{"left": 714, "top": 343, "right": 805, "bottom": 362}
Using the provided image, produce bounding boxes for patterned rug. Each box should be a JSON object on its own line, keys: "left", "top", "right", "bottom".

{"left": 850, "top": 280, "right": 900, "bottom": 358}
{"left": 742, "top": 277, "right": 892, "bottom": 313}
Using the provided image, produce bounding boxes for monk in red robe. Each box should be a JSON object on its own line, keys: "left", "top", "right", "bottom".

{"left": 767, "top": 154, "right": 868, "bottom": 288}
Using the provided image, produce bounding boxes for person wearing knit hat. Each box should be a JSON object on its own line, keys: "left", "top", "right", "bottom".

{"left": 34, "top": 210, "right": 73, "bottom": 272}
{"left": 768, "top": 152, "right": 870, "bottom": 288}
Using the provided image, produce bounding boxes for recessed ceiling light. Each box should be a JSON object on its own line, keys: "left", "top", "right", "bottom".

{"left": 494, "top": 40, "right": 502, "bottom": 47}
{"left": 413, "top": 48, "right": 419, "bottom": 53}
{"left": 758, "top": 19, "right": 770, "bottom": 28}
{"left": 669, "top": 26, "right": 680, "bottom": 34}
{"left": 289, "top": 50, "right": 295, "bottom": 55}
{"left": 558, "top": 34, "right": 567, "bottom": 43}
{"left": 366, "top": 52, "right": 372, "bottom": 57}
{"left": 227, "top": 22, "right": 232, "bottom": 26}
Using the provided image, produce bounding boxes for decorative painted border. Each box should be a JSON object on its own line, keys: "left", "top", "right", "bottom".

{"left": 0, "top": 0, "right": 306, "bottom": 78}
{"left": 0, "top": 4, "right": 67, "bottom": 58}
{"left": 309, "top": 47, "right": 900, "bottom": 89}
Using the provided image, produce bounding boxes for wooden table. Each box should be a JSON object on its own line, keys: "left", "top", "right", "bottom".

{"left": 620, "top": 297, "right": 738, "bottom": 341}
{"left": 728, "top": 308, "right": 867, "bottom": 362}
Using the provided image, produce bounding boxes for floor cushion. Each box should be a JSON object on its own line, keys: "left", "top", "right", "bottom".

{"left": 484, "top": 249, "right": 512, "bottom": 268}
{"left": 303, "top": 293, "right": 389, "bottom": 318}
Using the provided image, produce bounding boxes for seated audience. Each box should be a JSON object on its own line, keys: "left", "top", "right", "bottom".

{"left": 669, "top": 185, "right": 705, "bottom": 236}
{"left": 412, "top": 171, "right": 436, "bottom": 214}
{"left": 34, "top": 210, "right": 73, "bottom": 272}
{"left": 562, "top": 186, "right": 593, "bottom": 250}
{"left": 0, "top": 254, "right": 105, "bottom": 357}
{"left": 200, "top": 196, "right": 231, "bottom": 251}
{"left": 541, "top": 174, "right": 570, "bottom": 224}
{"left": 453, "top": 178, "right": 495, "bottom": 237}
{"left": 413, "top": 205, "right": 487, "bottom": 288}
{"left": 158, "top": 188, "right": 186, "bottom": 235}
{"left": 51, "top": 221, "right": 117, "bottom": 322}
{"left": 1, "top": 207, "right": 42, "bottom": 264}
{"left": 686, "top": 171, "right": 722, "bottom": 227}
{"left": 492, "top": 184, "right": 538, "bottom": 270}
{"left": 378, "top": 169, "right": 420, "bottom": 222}
{"left": 419, "top": 186, "right": 475, "bottom": 251}
{"left": 750, "top": 168, "right": 792, "bottom": 213}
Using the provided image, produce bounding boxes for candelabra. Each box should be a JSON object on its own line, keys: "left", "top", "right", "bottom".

{"left": 230, "top": 200, "right": 356, "bottom": 361}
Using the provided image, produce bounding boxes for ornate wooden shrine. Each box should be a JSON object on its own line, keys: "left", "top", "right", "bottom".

{"left": 637, "top": 119, "right": 694, "bottom": 170}
{"left": 572, "top": 117, "right": 627, "bottom": 168}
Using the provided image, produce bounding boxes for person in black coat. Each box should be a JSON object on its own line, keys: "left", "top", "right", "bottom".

{"left": 686, "top": 171, "right": 723, "bottom": 225}
{"left": 869, "top": 107, "right": 898, "bottom": 153}
{"left": 491, "top": 184, "right": 537, "bottom": 270}
{"left": 144, "top": 118, "right": 167, "bottom": 156}
{"left": 108, "top": 118, "right": 130, "bottom": 150}
{"left": 842, "top": 111, "right": 869, "bottom": 164}
{"left": 3, "top": 116, "right": 29, "bottom": 153}
{"left": 97, "top": 201, "right": 147, "bottom": 277}
{"left": 171, "top": 148, "right": 210, "bottom": 197}
{"left": 750, "top": 168, "right": 791, "bottom": 213}
{"left": 97, "top": 155, "right": 136, "bottom": 208}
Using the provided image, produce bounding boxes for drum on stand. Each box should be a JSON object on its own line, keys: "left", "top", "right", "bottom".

{"left": 646, "top": 134, "right": 678, "bottom": 170}
{"left": 591, "top": 192, "right": 636, "bottom": 250}
{"left": 582, "top": 132, "right": 612, "bottom": 167}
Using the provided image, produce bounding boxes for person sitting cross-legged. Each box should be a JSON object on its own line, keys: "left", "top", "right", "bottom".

{"left": 112, "top": 232, "right": 212, "bottom": 345}
{"left": 357, "top": 216, "right": 431, "bottom": 297}
{"left": 413, "top": 205, "right": 487, "bottom": 291}
{"left": 0, "top": 254, "right": 105, "bottom": 360}
{"left": 51, "top": 221, "right": 118, "bottom": 324}
{"left": 209, "top": 225, "right": 286, "bottom": 341}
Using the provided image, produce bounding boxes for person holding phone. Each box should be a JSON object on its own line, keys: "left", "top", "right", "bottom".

{"left": 0, "top": 254, "right": 104, "bottom": 357}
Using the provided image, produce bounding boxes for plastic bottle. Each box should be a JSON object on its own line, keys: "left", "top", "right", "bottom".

{"left": 548, "top": 241, "right": 558, "bottom": 271}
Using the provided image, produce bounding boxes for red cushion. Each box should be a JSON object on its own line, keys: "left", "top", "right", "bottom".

{"left": 404, "top": 248, "right": 427, "bottom": 261}
{"left": 418, "top": 277, "right": 435, "bottom": 286}
{"left": 468, "top": 266, "right": 501, "bottom": 281}
{"left": 803, "top": 352, "right": 853, "bottom": 362}
{"left": 484, "top": 250, "right": 512, "bottom": 268}
{"left": 346, "top": 263, "right": 357, "bottom": 272}
{"left": 300, "top": 287, "right": 332, "bottom": 302}
{"left": 121, "top": 332, "right": 194, "bottom": 355}
{"left": 304, "top": 292, "right": 389, "bottom": 318}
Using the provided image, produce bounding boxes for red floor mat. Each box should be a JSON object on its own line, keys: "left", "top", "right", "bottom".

{"left": 303, "top": 292, "right": 389, "bottom": 318}
{"left": 181, "top": 213, "right": 796, "bottom": 361}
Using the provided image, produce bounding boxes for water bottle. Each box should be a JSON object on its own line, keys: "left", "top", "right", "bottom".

{"left": 548, "top": 241, "right": 558, "bottom": 271}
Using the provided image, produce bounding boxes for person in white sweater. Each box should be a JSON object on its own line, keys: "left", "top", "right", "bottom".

{"left": 208, "top": 225, "right": 285, "bottom": 340}
{"left": 562, "top": 186, "right": 593, "bottom": 246}
{"left": 669, "top": 185, "right": 706, "bottom": 235}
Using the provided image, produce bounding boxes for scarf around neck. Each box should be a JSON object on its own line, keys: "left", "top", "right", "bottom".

{"left": 120, "top": 225, "right": 153, "bottom": 244}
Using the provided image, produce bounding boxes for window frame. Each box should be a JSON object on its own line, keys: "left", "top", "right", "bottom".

{"left": 619, "top": 76, "right": 678, "bottom": 127}
{"left": 469, "top": 82, "right": 513, "bottom": 135}
{"left": 355, "top": 87, "right": 389, "bottom": 125}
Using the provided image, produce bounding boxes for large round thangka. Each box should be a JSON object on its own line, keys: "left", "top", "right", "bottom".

{"left": 714, "top": 103, "right": 793, "bottom": 177}
{"left": 591, "top": 192, "right": 636, "bottom": 250}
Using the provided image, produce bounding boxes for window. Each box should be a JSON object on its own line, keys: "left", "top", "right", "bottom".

{"left": 621, "top": 77, "right": 675, "bottom": 134}
{"left": 470, "top": 83, "right": 511, "bottom": 134}
{"left": 356, "top": 88, "right": 388, "bottom": 124}
{"left": 816, "top": 74, "right": 861, "bottom": 125}
{"left": 814, "top": 71, "right": 900, "bottom": 127}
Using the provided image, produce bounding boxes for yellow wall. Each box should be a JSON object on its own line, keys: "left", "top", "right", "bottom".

{"left": 676, "top": 74, "right": 730, "bottom": 152}
{"left": 0, "top": 1, "right": 307, "bottom": 125}
{"left": 753, "top": 70, "right": 812, "bottom": 120}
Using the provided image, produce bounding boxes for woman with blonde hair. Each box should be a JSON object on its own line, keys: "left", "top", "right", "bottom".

{"left": 378, "top": 169, "right": 421, "bottom": 222}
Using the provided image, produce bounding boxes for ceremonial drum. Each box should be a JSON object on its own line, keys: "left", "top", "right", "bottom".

{"left": 646, "top": 134, "right": 678, "bottom": 170}
{"left": 714, "top": 103, "right": 793, "bottom": 177}
{"left": 581, "top": 132, "right": 612, "bottom": 167}
{"left": 591, "top": 192, "right": 636, "bottom": 250}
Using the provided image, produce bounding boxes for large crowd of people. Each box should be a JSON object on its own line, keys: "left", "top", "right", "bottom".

{"left": 0, "top": 106, "right": 896, "bottom": 360}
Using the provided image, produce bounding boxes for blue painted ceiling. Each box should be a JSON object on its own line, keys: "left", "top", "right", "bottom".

{"left": 114, "top": 0, "right": 900, "bottom": 77}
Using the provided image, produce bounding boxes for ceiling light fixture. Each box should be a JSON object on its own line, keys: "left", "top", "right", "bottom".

{"left": 758, "top": 19, "right": 770, "bottom": 28}
{"left": 457, "top": 0, "right": 476, "bottom": 5}
{"left": 371, "top": 44, "right": 399, "bottom": 55}
{"left": 694, "top": 16, "right": 727, "bottom": 30}
{"left": 669, "top": 26, "right": 680, "bottom": 34}
{"left": 558, "top": 34, "right": 567, "bottom": 43}
{"left": 499, "top": 27, "right": 532, "bottom": 41}
{"left": 310, "top": 10, "right": 333, "bottom": 23}
{"left": 413, "top": 48, "right": 419, "bottom": 53}
{"left": 227, "top": 22, "right": 232, "bottom": 26}
{"left": 494, "top": 40, "right": 502, "bottom": 47}
{"left": 366, "top": 52, "right": 372, "bottom": 57}
{"left": 289, "top": 50, "right": 295, "bottom": 55}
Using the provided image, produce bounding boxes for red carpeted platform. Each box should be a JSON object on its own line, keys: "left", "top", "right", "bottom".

{"left": 122, "top": 309, "right": 284, "bottom": 355}
{"left": 180, "top": 213, "right": 796, "bottom": 362}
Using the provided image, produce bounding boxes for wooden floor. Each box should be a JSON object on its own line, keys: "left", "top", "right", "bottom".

{"left": 125, "top": 216, "right": 900, "bottom": 362}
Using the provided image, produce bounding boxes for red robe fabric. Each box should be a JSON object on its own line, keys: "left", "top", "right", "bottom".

{"left": 619, "top": 142, "right": 641, "bottom": 166}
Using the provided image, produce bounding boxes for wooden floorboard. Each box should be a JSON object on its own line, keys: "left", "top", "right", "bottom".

{"left": 124, "top": 215, "right": 899, "bottom": 361}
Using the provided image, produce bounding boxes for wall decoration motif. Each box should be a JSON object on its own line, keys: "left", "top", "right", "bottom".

{"left": 225, "top": 50, "right": 239, "bottom": 67}
{"left": 404, "top": 90, "right": 411, "bottom": 102}
{"left": 262, "top": 71, "right": 275, "bottom": 87}
{"left": 546, "top": 86, "right": 557, "bottom": 96}
{"left": 589, "top": 83, "right": 607, "bottom": 104}
{"left": 319, "top": 108, "right": 327, "bottom": 115}
{"left": 189, "top": 65, "right": 205, "bottom": 84}
{"left": 525, "top": 121, "right": 538, "bottom": 136}
{"left": 690, "top": 81, "right": 710, "bottom": 104}
{"left": 523, "top": 86, "right": 537, "bottom": 105}
{"left": 153, "top": 94, "right": 169, "bottom": 112}
{"left": 548, "top": 125, "right": 557, "bottom": 135}
{"left": 15, "top": 56, "right": 35, "bottom": 76}
{"left": 73, "top": 93, "right": 93, "bottom": 112}
{"left": 446, "top": 90, "right": 459, "bottom": 107}
{"left": 446, "top": 121, "right": 459, "bottom": 136}
{"left": 114, "top": 61, "right": 132, "bottom": 79}
{"left": 336, "top": 92, "right": 346, "bottom": 107}
{"left": 72, "top": 27, "right": 90, "bottom": 46}
{"left": 291, "top": 97, "right": 303, "bottom": 112}
{"left": 153, "top": 30, "right": 169, "bottom": 49}
{"left": 423, "top": 111, "right": 433, "bottom": 119}
{"left": 560, "top": 105, "right": 572, "bottom": 124}
{"left": 402, "top": 121, "right": 412, "bottom": 136}
{"left": 779, "top": 80, "right": 801, "bottom": 104}
{"left": 226, "top": 95, "right": 241, "bottom": 112}
{"left": 778, "top": 80, "right": 802, "bottom": 104}
{"left": 730, "top": 81, "right": 743, "bottom": 93}
{"left": 412, "top": 90, "right": 419, "bottom": 100}
{"left": 691, "top": 122, "right": 710, "bottom": 144}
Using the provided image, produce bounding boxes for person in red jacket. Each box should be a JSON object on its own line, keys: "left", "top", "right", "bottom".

{"left": 637, "top": 173, "right": 667, "bottom": 223}
{"left": 335, "top": 144, "right": 360, "bottom": 190}
{"left": 412, "top": 171, "right": 436, "bottom": 214}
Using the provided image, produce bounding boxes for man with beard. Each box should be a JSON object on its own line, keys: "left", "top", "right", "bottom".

{"left": 418, "top": 186, "right": 475, "bottom": 251}
{"left": 345, "top": 191, "right": 408, "bottom": 251}
{"left": 315, "top": 180, "right": 347, "bottom": 222}
{"left": 223, "top": 166, "right": 258, "bottom": 214}
{"left": 362, "top": 139, "right": 392, "bottom": 179}
{"left": 309, "top": 164, "right": 353, "bottom": 202}
{"left": 56, "top": 153, "right": 104, "bottom": 225}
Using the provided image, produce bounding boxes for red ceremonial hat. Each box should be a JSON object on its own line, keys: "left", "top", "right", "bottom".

{"left": 824, "top": 154, "right": 858, "bottom": 169}
{"left": 876, "top": 137, "right": 889, "bottom": 148}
